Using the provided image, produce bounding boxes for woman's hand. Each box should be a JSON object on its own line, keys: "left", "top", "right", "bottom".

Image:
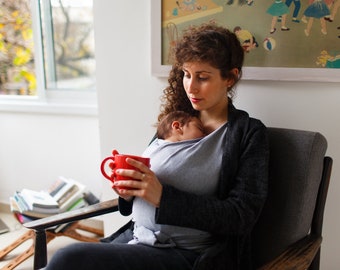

{"left": 113, "top": 158, "right": 163, "bottom": 208}
{"left": 108, "top": 161, "right": 134, "bottom": 202}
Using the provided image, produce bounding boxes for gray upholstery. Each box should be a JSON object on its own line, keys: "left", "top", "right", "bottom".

{"left": 252, "top": 127, "right": 327, "bottom": 267}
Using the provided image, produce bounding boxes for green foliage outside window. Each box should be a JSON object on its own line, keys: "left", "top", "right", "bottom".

{"left": 0, "top": 0, "right": 36, "bottom": 95}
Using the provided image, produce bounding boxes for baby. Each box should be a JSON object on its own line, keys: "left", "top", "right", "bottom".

{"left": 156, "top": 110, "right": 205, "bottom": 142}
{"left": 130, "top": 112, "right": 209, "bottom": 247}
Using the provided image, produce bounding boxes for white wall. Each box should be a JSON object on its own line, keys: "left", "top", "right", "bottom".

{"left": 94, "top": 1, "right": 340, "bottom": 269}
{"left": 0, "top": 112, "right": 102, "bottom": 202}
{"left": 0, "top": 1, "right": 338, "bottom": 268}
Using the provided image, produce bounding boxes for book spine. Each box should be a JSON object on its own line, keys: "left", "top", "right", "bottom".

{"left": 49, "top": 179, "right": 67, "bottom": 197}
{"left": 14, "top": 192, "right": 29, "bottom": 211}
{"left": 58, "top": 185, "right": 79, "bottom": 206}
{"left": 67, "top": 197, "right": 87, "bottom": 211}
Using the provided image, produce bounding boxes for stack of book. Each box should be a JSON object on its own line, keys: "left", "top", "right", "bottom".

{"left": 10, "top": 176, "right": 89, "bottom": 221}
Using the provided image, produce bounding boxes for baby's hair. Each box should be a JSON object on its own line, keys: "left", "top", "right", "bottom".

{"left": 157, "top": 111, "right": 196, "bottom": 140}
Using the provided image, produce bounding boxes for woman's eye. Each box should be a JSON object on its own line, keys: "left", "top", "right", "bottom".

{"left": 198, "top": 77, "right": 208, "bottom": 81}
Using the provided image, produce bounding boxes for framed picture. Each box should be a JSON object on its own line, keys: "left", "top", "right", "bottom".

{"left": 151, "top": 0, "right": 340, "bottom": 82}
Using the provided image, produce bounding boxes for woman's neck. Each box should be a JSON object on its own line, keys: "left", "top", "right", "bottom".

{"left": 200, "top": 107, "right": 228, "bottom": 134}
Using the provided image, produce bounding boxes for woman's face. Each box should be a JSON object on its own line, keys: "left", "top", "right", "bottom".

{"left": 182, "top": 62, "right": 232, "bottom": 114}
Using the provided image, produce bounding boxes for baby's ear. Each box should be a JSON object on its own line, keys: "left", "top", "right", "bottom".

{"left": 172, "top": 121, "right": 184, "bottom": 135}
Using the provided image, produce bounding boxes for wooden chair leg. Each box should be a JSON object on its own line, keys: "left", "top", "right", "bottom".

{"left": 0, "top": 244, "right": 35, "bottom": 270}
{"left": 0, "top": 230, "right": 35, "bottom": 270}
{"left": 59, "top": 221, "right": 104, "bottom": 242}
{"left": 0, "top": 230, "right": 56, "bottom": 270}
{"left": 0, "top": 220, "right": 104, "bottom": 270}
{"left": 32, "top": 220, "right": 104, "bottom": 269}
{"left": 309, "top": 249, "right": 321, "bottom": 270}
{"left": 0, "top": 230, "right": 34, "bottom": 260}
{"left": 33, "top": 230, "right": 47, "bottom": 270}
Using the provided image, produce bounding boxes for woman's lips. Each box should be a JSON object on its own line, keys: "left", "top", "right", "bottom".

{"left": 190, "top": 97, "right": 201, "bottom": 103}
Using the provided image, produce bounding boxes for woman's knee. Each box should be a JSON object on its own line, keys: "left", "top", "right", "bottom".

{"left": 46, "top": 243, "right": 97, "bottom": 270}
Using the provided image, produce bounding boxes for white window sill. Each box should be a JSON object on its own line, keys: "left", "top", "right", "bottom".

{"left": 0, "top": 91, "right": 98, "bottom": 117}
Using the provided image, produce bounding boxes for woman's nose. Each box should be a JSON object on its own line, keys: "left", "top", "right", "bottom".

{"left": 186, "top": 79, "right": 198, "bottom": 94}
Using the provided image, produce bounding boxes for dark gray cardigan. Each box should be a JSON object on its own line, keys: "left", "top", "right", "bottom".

{"left": 118, "top": 104, "right": 269, "bottom": 270}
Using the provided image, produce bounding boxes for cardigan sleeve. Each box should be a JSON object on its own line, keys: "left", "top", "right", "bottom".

{"left": 155, "top": 120, "right": 269, "bottom": 236}
{"left": 118, "top": 196, "right": 133, "bottom": 216}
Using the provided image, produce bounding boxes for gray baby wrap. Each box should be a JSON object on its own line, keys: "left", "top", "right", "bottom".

{"left": 131, "top": 123, "right": 228, "bottom": 251}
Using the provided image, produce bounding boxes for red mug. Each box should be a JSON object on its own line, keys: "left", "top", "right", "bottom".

{"left": 100, "top": 149, "right": 150, "bottom": 185}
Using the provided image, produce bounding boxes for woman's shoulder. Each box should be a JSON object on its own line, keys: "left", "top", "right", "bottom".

{"left": 229, "top": 104, "right": 267, "bottom": 130}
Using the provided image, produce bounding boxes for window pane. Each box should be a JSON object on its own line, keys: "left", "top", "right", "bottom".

{"left": 40, "top": 0, "right": 95, "bottom": 91}
{"left": 0, "top": 0, "right": 36, "bottom": 96}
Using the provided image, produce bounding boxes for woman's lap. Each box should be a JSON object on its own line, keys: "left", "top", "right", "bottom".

{"left": 45, "top": 242, "right": 199, "bottom": 270}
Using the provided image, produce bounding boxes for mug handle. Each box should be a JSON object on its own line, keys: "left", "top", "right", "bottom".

{"left": 101, "top": 157, "right": 116, "bottom": 182}
{"left": 100, "top": 149, "right": 119, "bottom": 182}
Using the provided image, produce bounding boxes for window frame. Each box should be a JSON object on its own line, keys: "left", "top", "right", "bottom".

{"left": 0, "top": 0, "right": 97, "bottom": 116}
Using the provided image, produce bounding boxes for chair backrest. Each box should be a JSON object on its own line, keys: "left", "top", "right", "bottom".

{"left": 252, "top": 127, "right": 328, "bottom": 267}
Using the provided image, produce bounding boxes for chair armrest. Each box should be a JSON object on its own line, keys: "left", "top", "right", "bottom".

{"left": 24, "top": 198, "right": 119, "bottom": 230}
{"left": 22, "top": 199, "right": 119, "bottom": 269}
{"left": 258, "top": 234, "right": 322, "bottom": 270}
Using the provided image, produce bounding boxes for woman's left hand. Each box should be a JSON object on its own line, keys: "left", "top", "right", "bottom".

{"left": 113, "top": 158, "right": 163, "bottom": 208}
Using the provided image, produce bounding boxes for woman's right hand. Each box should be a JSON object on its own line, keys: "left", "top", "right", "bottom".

{"left": 113, "top": 157, "right": 163, "bottom": 208}
{"left": 108, "top": 160, "right": 134, "bottom": 201}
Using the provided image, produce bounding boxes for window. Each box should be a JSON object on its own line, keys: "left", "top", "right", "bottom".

{"left": 0, "top": 0, "right": 96, "bottom": 114}
{"left": 40, "top": 0, "right": 95, "bottom": 91}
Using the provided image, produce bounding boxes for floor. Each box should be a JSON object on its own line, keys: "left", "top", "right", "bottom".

{"left": 0, "top": 203, "right": 100, "bottom": 270}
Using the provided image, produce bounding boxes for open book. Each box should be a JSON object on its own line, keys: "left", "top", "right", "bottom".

{"left": 10, "top": 176, "right": 88, "bottom": 219}
{"left": 48, "top": 177, "right": 87, "bottom": 212}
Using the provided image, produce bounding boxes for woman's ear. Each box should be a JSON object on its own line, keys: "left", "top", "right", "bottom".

{"left": 225, "top": 68, "right": 239, "bottom": 87}
{"left": 230, "top": 67, "right": 239, "bottom": 78}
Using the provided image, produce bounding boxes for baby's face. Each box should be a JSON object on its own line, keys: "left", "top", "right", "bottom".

{"left": 182, "top": 118, "right": 205, "bottom": 140}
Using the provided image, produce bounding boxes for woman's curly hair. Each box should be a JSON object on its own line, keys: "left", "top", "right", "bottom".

{"left": 158, "top": 23, "right": 244, "bottom": 123}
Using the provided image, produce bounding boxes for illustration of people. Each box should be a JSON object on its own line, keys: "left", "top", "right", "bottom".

{"left": 285, "top": 0, "right": 301, "bottom": 22}
{"left": 180, "top": 0, "right": 197, "bottom": 11}
{"left": 303, "top": 0, "right": 330, "bottom": 36}
{"left": 301, "top": 0, "right": 314, "bottom": 23}
{"left": 233, "top": 26, "right": 258, "bottom": 52}
{"left": 316, "top": 50, "right": 340, "bottom": 67}
{"left": 226, "top": 0, "right": 254, "bottom": 6}
{"left": 267, "top": 0, "right": 290, "bottom": 34}
{"left": 325, "top": 0, "right": 340, "bottom": 22}
{"left": 324, "top": 0, "right": 335, "bottom": 21}
{"left": 166, "top": 23, "right": 178, "bottom": 63}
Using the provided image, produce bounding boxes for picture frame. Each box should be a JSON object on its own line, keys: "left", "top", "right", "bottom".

{"left": 151, "top": 0, "right": 340, "bottom": 82}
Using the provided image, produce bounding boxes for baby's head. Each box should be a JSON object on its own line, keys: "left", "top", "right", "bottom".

{"left": 157, "top": 111, "right": 205, "bottom": 142}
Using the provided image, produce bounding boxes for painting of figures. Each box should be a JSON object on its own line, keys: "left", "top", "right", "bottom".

{"left": 161, "top": 0, "right": 340, "bottom": 70}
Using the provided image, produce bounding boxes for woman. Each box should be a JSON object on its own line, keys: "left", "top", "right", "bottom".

{"left": 46, "top": 23, "right": 269, "bottom": 270}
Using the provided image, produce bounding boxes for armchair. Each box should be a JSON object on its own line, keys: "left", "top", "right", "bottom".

{"left": 24, "top": 127, "right": 332, "bottom": 270}
{"left": 252, "top": 127, "right": 331, "bottom": 270}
